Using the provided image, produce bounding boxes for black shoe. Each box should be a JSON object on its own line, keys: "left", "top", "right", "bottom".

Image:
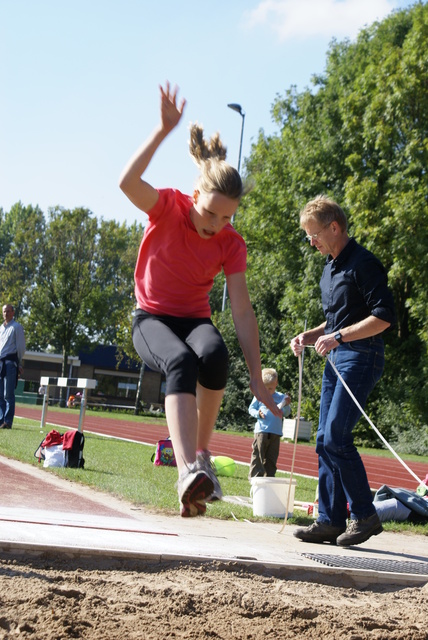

{"left": 336, "top": 513, "right": 383, "bottom": 547}
{"left": 293, "top": 521, "right": 346, "bottom": 544}
{"left": 0, "top": 423, "right": 11, "bottom": 429}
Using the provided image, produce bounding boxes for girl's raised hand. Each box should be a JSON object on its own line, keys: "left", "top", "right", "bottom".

{"left": 160, "top": 81, "right": 186, "bottom": 133}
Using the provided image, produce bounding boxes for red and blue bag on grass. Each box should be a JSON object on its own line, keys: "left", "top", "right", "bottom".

{"left": 34, "top": 429, "right": 85, "bottom": 468}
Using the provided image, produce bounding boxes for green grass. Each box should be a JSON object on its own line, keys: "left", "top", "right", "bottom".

{"left": 22, "top": 401, "right": 428, "bottom": 460}
{"left": 1, "top": 416, "right": 427, "bottom": 535}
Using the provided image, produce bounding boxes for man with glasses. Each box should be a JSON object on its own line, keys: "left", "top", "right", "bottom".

{"left": 290, "top": 195, "right": 396, "bottom": 546}
{"left": 0, "top": 304, "right": 26, "bottom": 429}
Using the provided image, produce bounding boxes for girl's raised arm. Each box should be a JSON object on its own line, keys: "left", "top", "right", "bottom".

{"left": 119, "top": 82, "right": 186, "bottom": 212}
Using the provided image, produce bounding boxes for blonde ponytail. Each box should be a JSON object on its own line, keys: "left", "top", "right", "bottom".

{"left": 189, "top": 123, "right": 244, "bottom": 200}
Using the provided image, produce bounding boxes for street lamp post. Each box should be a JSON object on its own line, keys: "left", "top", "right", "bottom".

{"left": 222, "top": 103, "right": 245, "bottom": 311}
{"left": 227, "top": 103, "right": 245, "bottom": 174}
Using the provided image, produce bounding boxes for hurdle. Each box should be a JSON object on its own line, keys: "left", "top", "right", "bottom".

{"left": 39, "top": 377, "right": 98, "bottom": 433}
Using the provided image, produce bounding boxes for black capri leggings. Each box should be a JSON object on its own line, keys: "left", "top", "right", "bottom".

{"left": 132, "top": 310, "right": 229, "bottom": 396}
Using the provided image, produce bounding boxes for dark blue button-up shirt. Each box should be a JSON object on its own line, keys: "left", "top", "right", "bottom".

{"left": 320, "top": 238, "right": 396, "bottom": 334}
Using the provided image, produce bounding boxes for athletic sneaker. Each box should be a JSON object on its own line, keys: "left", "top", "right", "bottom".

{"left": 177, "top": 461, "right": 214, "bottom": 518}
{"left": 197, "top": 449, "right": 223, "bottom": 502}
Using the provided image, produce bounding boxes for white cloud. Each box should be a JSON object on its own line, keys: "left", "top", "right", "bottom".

{"left": 243, "top": 0, "right": 397, "bottom": 41}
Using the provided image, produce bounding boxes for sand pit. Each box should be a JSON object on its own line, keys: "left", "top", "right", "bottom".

{"left": 0, "top": 553, "right": 427, "bottom": 639}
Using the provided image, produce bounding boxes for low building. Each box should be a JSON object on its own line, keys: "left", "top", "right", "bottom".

{"left": 21, "top": 346, "right": 165, "bottom": 409}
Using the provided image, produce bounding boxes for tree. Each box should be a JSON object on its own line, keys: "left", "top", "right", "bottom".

{"left": 0, "top": 200, "right": 145, "bottom": 405}
{"left": 0, "top": 201, "right": 144, "bottom": 403}
{"left": 28, "top": 207, "right": 98, "bottom": 387}
{"left": 88, "top": 218, "right": 144, "bottom": 347}
{"left": 0, "top": 203, "right": 45, "bottom": 319}
{"left": 217, "top": 2, "right": 428, "bottom": 444}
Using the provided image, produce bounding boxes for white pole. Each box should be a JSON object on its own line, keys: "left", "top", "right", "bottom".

{"left": 40, "top": 385, "right": 49, "bottom": 430}
{"left": 279, "top": 352, "right": 303, "bottom": 533}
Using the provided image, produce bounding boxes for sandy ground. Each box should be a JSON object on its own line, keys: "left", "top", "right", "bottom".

{"left": 1, "top": 456, "right": 427, "bottom": 638}
{"left": 0, "top": 553, "right": 427, "bottom": 640}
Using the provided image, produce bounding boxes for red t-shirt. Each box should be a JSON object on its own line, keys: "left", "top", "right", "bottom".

{"left": 134, "top": 188, "right": 247, "bottom": 318}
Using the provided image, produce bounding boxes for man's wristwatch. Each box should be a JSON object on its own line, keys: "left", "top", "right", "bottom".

{"left": 334, "top": 331, "right": 343, "bottom": 344}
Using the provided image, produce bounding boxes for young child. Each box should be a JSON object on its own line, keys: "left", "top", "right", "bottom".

{"left": 248, "top": 368, "right": 291, "bottom": 478}
{"left": 119, "top": 82, "right": 281, "bottom": 518}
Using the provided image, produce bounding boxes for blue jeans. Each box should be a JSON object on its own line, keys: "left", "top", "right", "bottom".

{"left": 0, "top": 360, "right": 18, "bottom": 426}
{"left": 316, "top": 338, "right": 385, "bottom": 527}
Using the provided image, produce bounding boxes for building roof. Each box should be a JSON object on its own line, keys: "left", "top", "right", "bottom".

{"left": 24, "top": 351, "right": 81, "bottom": 365}
{"left": 78, "top": 345, "right": 141, "bottom": 373}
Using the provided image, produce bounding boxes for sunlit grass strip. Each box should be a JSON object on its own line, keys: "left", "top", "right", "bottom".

{"left": 0, "top": 418, "right": 426, "bottom": 533}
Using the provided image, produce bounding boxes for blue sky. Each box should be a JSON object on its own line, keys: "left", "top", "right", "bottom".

{"left": 0, "top": 0, "right": 418, "bottom": 226}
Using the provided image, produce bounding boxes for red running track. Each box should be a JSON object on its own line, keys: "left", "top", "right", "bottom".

{"left": 15, "top": 406, "right": 428, "bottom": 491}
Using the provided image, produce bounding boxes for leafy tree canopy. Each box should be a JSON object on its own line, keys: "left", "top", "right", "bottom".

{"left": 214, "top": 2, "right": 428, "bottom": 449}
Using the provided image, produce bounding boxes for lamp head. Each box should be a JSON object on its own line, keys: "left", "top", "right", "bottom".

{"left": 227, "top": 103, "right": 244, "bottom": 115}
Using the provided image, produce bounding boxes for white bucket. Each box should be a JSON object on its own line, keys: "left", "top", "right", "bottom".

{"left": 250, "top": 477, "right": 296, "bottom": 518}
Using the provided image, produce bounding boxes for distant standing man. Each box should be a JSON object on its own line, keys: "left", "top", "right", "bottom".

{"left": 290, "top": 196, "right": 396, "bottom": 547}
{"left": 0, "top": 304, "right": 26, "bottom": 429}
